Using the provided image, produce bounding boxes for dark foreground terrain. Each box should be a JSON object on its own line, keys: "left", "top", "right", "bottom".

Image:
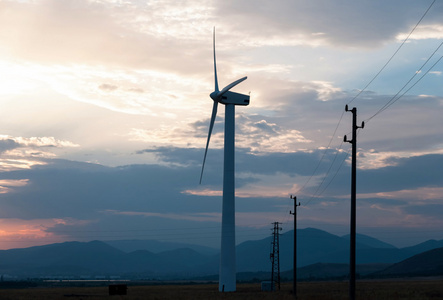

{"left": 1, "top": 279, "right": 443, "bottom": 299}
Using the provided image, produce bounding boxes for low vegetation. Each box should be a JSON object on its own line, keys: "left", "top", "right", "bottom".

{"left": 1, "top": 280, "right": 443, "bottom": 299}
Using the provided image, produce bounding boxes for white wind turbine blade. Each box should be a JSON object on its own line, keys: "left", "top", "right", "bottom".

{"left": 200, "top": 100, "right": 218, "bottom": 184}
{"left": 218, "top": 76, "right": 247, "bottom": 97}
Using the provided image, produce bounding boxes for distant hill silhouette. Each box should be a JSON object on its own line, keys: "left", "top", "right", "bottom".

{"left": 235, "top": 228, "right": 399, "bottom": 272}
{"left": 0, "top": 241, "right": 212, "bottom": 278}
{"left": 105, "top": 239, "right": 218, "bottom": 256}
{"left": 376, "top": 247, "right": 443, "bottom": 277}
{"left": 342, "top": 233, "right": 396, "bottom": 249}
{"left": 0, "top": 228, "right": 442, "bottom": 279}
{"left": 402, "top": 239, "right": 443, "bottom": 255}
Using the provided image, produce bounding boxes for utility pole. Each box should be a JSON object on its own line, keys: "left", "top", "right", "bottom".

{"left": 290, "top": 195, "right": 300, "bottom": 299}
{"left": 344, "top": 105, "right": 364, "bottom": 300}
{"left": 270, "top": 222, "right": 282, "bottom": 291}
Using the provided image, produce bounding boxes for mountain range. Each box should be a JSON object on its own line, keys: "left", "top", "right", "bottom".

{"left": 1, "top": 228, "right": 443, "bottom": 280}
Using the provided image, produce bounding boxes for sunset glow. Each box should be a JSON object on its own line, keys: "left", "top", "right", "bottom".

{"left": 0, "top": 0, "right": 442, "bottom": 249}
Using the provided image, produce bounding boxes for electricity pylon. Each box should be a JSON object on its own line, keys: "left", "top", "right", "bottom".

{"left": 270, "top": 222, "right": 282, "bottom": 291}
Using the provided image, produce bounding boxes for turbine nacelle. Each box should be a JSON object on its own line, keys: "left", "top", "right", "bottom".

{"left": 200, "top": 28, "right": 250, "bottom": 185}
{"left": 210, "top": 90, "right": 250, "bottom": 106}
{"left": 219, "top": 90, "right": 250, "bottom": 105}
{"left": 210, "top": 75, "right": 250, "bottom": 106}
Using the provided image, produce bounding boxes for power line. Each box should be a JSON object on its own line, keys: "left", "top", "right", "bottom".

{"left": 291, "top": 0, "right": 437, "bottom": 207}
{"left": 347, "top": 0, "right": 436, "bottom": 106}
{"left": 312, "top": 146, "right": 351, "bottom": 201}
{"left": 365, "top": 49, "right": 443, "bottom": 123}
{"left": 303, "top": 142, "right": 349, "bottom": 206}
{"left": 295, "top": 111, "right": 347, "bottom": 197}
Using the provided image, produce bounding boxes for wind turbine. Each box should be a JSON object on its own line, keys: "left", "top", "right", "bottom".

{"left": 200, "top": 28, "right": 250, "bottom": 292}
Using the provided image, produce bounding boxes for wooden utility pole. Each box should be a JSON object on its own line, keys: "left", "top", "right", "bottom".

{"left": 290, "top": 195, "right": 300, "bottom": 299}
{"left": 344, "top": 105, "right": 364, "bottom": 300}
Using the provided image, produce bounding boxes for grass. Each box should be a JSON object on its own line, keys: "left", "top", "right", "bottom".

{"left": 0, "top": 279, "right": 443, "bottom": 299}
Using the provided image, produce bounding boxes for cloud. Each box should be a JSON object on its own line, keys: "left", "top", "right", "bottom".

{"left": 0, "top": 139, "right": 20, "bottom": 154}
{"left": 365, "top": 154, "right": 443, "bottom": 190}
{"left": 142, "top": 146, "right": 443, "bottom": 201}
{"left": 0, "top": 218, "right": 71, "bottom": 249}
{"left": 359, "top": 187, "right": 443, "bottom": 202}
{"left": 132, "top": 111, "right": 313, "bottom": 154}
{"left": 0, "top": 179, "right": 29, "bottom": 194}
{"left": 1, "top": 136, "right": 79, "bottom": 148}
{"left": 317, "top": 153, "right": 443, "bottom": 198}
{"left": 0, "top": 0, "right": 442, "bottom": 250}
{"left": 0, "top": 0, "right": 210, "bottom": 73}
{"left": 98, "top": 83, "right": 118, "bottom": 92}
{"left": 0, "top": 158, "right": 211, "bottom": 220}
{"left": 236, "top": 115, "right": 312, "bottom": 153}
{"left": 0, "top": 147, "right": 441, "bottom": 248}
{"left": 143, "top": 146, "right": 336, "bottom": 178}
{"left": 397, "top": 24, "right": 443, "bottom": 40}
{"left": 0, "top": 135, "right": 80, "bottom": 170}
{"left": 215, "top": 0, "right": 438, "bottom": 48}
{"left": 103, "top": 209, "right": 221, "bottom": 223}
{"left": 404, "top": 204, "right": 443, "bottom": 220}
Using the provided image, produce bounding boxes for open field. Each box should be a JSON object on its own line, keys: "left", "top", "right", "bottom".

{"left": 1, "top": 279, "right": 443, "bottom": 299}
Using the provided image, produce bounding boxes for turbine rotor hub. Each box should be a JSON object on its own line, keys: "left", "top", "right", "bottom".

{"left": 210, "top": 91, "right": 219, "bottom": 100}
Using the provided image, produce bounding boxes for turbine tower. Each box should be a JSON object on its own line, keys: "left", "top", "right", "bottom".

{"left": 200, "top": 28, "right": 250, "bottom": 292}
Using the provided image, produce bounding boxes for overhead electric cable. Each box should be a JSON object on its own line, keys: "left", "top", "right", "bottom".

{"left": 347, "top": 0, "right": 436, "bottom": 106}
{"left": 304, "top": 145, "right": 351, "bottom": 206}
{"left": 365, "top": 47, "right": 443, "bottom": 123}
{"left": 305, "top": 141, "right": 348, "bottom": 202}
{"left": 295, "top": 110, "right": 346, "bottom": 196}
{"left": 292, "top": 0, "right": 436, "bottom": 206}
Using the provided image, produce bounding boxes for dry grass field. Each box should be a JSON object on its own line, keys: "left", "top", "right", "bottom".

{"left": 0, "top": 279, "right": 443, "bottom": 299}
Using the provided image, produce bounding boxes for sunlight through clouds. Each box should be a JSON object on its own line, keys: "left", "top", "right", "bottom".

{"left": 397, "top": 24, "right": 443, "bottom": 40}
{"left": 0, "top": 0, "right": 442, "bottom": 249}
{"left": 0, "top": 218, "right": 77, "bottom": 249}
{"left": 358, "top": 148, "right": 443, "bottom": 170}
{"left": 5, "top": 63, "right": 206, "bottom": 116}
{"left": 0, "top": 179, "right": 28, "bottom": 194}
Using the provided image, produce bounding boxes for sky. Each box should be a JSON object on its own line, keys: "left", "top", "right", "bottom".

{"left": 0, "top": 0, "right": 442, "bottom": 250}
